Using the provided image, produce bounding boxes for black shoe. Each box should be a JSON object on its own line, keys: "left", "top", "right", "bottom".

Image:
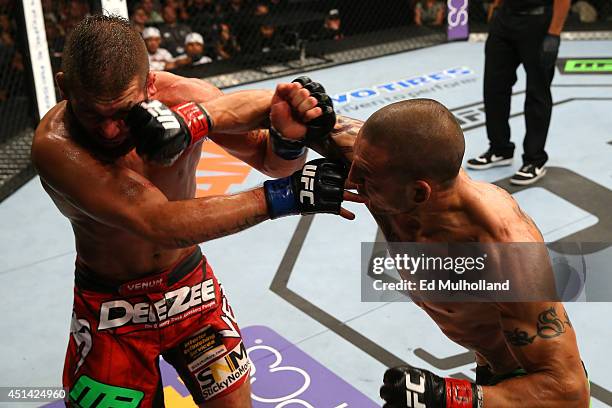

{"left": 510, "top": 163, "right": 547, "bottom": 185}
{"left": 466, "top": 151, "right": 513, "bottom": 170}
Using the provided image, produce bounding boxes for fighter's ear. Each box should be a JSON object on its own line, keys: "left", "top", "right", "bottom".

{"left": 55, "top": 72, "right": 67, "bottom": 100}
{"left": 413, "top": 180, "right": 431, "bottom": 204}
{"left": 146, "top": 71, "right": 157, "bottom": 99}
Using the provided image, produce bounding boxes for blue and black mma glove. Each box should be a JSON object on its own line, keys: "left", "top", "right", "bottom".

{"left": 381, "top": 365, "right": 483, "bottom": 408}
{"left": 269, "top": 76, "right": 336, "bottom": 160}
{"left": 264, "top": 158, "right": 347, "bottom": 218}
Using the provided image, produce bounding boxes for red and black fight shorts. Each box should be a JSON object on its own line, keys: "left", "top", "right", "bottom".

{"left": 63, "top": 248, "right": 250, "bottom": 407}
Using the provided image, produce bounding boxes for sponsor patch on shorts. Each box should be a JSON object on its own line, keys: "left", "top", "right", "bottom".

{"left": 195, "top": 341, "right": 250, "bottom": 400}
{"left": 182, "top": 325, "right": 227, "bottom": 373}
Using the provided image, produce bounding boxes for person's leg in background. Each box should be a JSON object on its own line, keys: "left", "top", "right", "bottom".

{"left": 467, "top": 12, "right": 521, "bottom": 170}
{"left": 510, "top": 13, "right": 555, "bottom": 185}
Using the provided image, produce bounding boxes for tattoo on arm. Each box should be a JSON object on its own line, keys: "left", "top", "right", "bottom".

{"left": 332, "top": 116, "right": 362, "bottom": 137}
{"left": 503, "top": 328, "right": 536, "bottom": 346}
{"left": 504, "top": 306, "right": 572, "bottom": 347}
{"left": 537, "top": 306, "right": 568, "bottom": 338}
{"left": 310, "top": 115, "right": 363, "bottom": 163}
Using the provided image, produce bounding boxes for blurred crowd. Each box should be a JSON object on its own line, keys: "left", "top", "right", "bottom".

{"left": 0, "top": 0, "right": 610, "bottom": 99}
{"left": 35, "top": 0, "right": 347, "bottom": 73}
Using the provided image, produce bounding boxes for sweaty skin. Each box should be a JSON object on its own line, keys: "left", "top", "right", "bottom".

{"left": 33, "top": 68, "right": 344, "bottom": 408}
{"left": 31, "top": 71, "right": 313, "bottom": 283}
{"left": 322, "top": 115, "right": 589, "bottom": 407}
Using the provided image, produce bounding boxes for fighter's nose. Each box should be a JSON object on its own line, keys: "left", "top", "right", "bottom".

{"left": 98, "top": 120, "right": 121, "bottom": 140}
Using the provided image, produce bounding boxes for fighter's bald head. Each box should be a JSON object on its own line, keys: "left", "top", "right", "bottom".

{"left": 360, "top": 99, "right": 465, "bottom": 185}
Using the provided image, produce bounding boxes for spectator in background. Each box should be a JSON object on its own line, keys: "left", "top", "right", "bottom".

{"left": 187, "top": 0, "right": 219, "bottom": 38}
{"left": 223, "top": 0, "right": 248, "bottom": 41}
{"left": 414, "top": 0, "right": 445, "bottom": 26}
{"left": 571, "top": 0, "right": 598, "bottom": 22}
{"left": 166, "top": 0, "right": 190, "bottom": 21}
{"left": 253, "top": 21, "right": 282, "bottom": 53}
{"left": 175, "top": 32, "right": 213, "bottom": 66}
{"left": 0, "top": 13, "right": 15, "bottom": 47}
{"left": 141, "top": 0, "right": 164, "bottom": 24}
{"left": 42, "top": 0, "right": 59, "bottom": 24}
{"left": 0, "top": 49, "right": 26, "bottom": 101}
{"left": 317, "top": 9, "right": 344, "bottom": 40}
{"left": 131, "top": 5, "right": 149, "bottom": 34}
{"left": 214, "top": 22, "right": 241, "bottom": 59}
{"left": 143, "top": 26, "right": 176, "bottom": 71}
{"left": 159, "top": 4, "right": 192, "bottom": 56}
{"left": 254, "top": 2, "right": 270, "bottom": 16}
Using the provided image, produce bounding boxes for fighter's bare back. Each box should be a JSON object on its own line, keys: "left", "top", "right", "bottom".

{"left": 383, "top": 175, "right": 545, "bottom": 373}
{"left": 325, "top": 116, "right": 563, "bottom": 374}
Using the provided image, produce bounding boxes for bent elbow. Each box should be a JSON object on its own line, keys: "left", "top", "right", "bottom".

{"left": 560, "top": 376, "right": 590, "bottom": 407}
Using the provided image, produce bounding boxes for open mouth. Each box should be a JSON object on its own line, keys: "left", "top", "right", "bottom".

{"left": 97, "top": 134, "right": 128, "bottom": 148}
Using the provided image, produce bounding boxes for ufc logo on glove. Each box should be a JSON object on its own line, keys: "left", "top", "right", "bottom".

{"left": 299, "top": 164, "right": 317, "bottom": 205}
{"left": 141, "top": 100, "right": 180, "bottom": 131}
{"left": 406, "top": 373, "right": 426, "bottom": 408}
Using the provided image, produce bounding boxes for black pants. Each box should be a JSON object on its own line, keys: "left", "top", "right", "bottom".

{"left": 484, "top": 8, "right": 556, "bottom": 167}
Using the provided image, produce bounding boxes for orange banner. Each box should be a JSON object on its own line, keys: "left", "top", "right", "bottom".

{"left": 196, "top": 141, "right": 252, "bottom": 197}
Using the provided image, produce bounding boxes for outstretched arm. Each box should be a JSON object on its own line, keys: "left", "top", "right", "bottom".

{"left": 32, "top": 132, "right": 270, "bottom": 249}
{"left": 487, "top": 302, "right": 589, "bottom": 407}
{"left": 151, "top": 71, "right": 307, "bottom": 177}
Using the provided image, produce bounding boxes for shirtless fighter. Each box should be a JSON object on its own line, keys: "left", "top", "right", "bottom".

{"left": 31, "top": 15, "right": 359, "bottom": 407}
{"left": 308, "top": 99, "right": 590, "bottom": 407}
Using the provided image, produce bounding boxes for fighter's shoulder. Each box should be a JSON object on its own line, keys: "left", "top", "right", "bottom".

{"left": 472, "top": 181, "right": 538, "bottom": 241}
{"left": 153, "top": 71, "right": 223, "bottom": 104}
{"left": 32, "top": 101, "right": 72, "bottom": 156}
{"left": 32, "top": 102, "right": 91, "bottom": 179}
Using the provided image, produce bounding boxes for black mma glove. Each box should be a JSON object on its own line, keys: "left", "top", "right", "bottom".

{"left": 126, "top": 100, "right": 212, "bottom": 164}
{"left": 380, "top": 365, "right": 483, "bottom": 408}
{"left": 263, "top": 158, "right": 346, "bottom": 219}
{"left": 292, "top": 76, "right": 336, "bottom": 145}
{"left": 540, "top": 34, "right": 560, "bottom": 69}
{"left": 269, "top": 76, "right": 336, "bottom": 160}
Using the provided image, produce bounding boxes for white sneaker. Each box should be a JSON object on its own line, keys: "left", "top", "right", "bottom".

{"left": 510, "top": 164, "right": 547, "bottom": 185}
{"left": 466, "top": 151, "right": 513, "bottom": 170}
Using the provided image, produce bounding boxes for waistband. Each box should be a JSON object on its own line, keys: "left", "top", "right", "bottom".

{"left": 75, "top": 248, "right": 204, "bottom": 295}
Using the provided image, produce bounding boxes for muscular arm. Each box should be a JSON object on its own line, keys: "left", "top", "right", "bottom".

{"left": 32, "top": 133, "right": 269, "bottom": 249}
{"left": 152, "top": 71, "right": 304, "bottom": 177}
{"left": 484, "top": 302, "right": 589, "bottom": 407}
{"left": 548, "top": 0, "right": 570, "bottom": 35}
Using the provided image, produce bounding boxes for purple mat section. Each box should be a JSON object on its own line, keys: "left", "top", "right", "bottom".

{"left": 243, "top": 325, "right": 378, "bottom": 408}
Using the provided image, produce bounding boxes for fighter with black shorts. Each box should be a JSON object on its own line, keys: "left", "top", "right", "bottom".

{"left": 306, "top": 99, "right": 591, "bottom": 407}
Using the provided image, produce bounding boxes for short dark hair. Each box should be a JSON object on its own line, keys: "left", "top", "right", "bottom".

{"left": 61, "top": 14, "right": 148, "bottom": 97}
{"left": 362, "top": 99, "right": 465, "bottom": 185}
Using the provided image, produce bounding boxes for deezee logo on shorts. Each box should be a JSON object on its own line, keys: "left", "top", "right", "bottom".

{"left": 98, "top": 279, "right": 216, "bottom": 330}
